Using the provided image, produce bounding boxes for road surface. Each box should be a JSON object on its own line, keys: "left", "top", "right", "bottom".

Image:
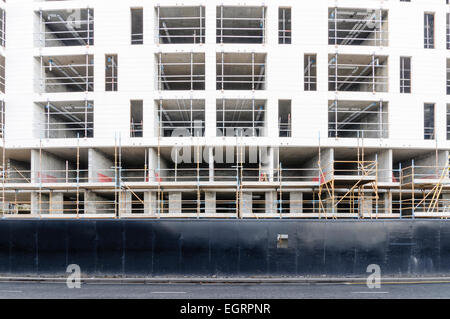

{"left": 0, "top": 281, "right": 449, "bottom": 299}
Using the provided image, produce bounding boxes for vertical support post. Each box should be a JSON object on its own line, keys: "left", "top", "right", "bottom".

{"left": 334, "top": 7, "right": 337, "bottom": 45}
{"left": 158, "top": 52, "right": 162, "bottom": 91}
{"left": 190, "top": 52, "right": 193, "bottom": 91}
{"left": 252, "top": 52, "right": 255, "bottom": 91}
{"left": 85, "top": 54, "right": 89, "bottom": 92}
{"left": 412, "top": 159, "right": 415, "bottom": 219}
{"left": 76, "top": 135, "right": 80, "bottom": 217}
{"left": 334, "top": 53, "right": 338, "bottom": 92}
{"left": 199, "top": 6, "right": 203, "bottom": 44}
{"left": 372, "top": 54, "right": 376, "bottom": 93}
{"left": 252, "top": 98, "right": 255, "bottom": 137}
{"left": 87, "top": 7, "right": 91, "bottom": 46}
{"left": 221, "top": 51, "right": 224, "bottom": 91}
{"left": 220, "top": 5, "right": 223, "bottom": 44}
{"left": 262, "top": 6, "right": 265, "bottom": 43}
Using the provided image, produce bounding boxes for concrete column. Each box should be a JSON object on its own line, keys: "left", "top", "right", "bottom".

{"left": 359, "top": 197, "right": 373, "bottom": 216}
{"left": 208, "top": 147, "right": 214, "bottom": 182}
{"left": 169, "top": 192, "right": 182, "bottom": 214}
{"left": 88, "top": 149, "right": 114, "bottom": 183}
{"left": 381, "top": 192, "right": 392, "bottom": 214}
{"left": 266, "top": 191, "right": 277, "bottom": 214}
{"left": 320, "top": 148, "right": 334, "bottom": 183}
{"left": 49, "top": 192, "right": 64, "bottom": 214}
{"left": 31, "top": 192, "right": 50, "bottom": 215}
{"left": 240, "top": 192, "right": 252, "bottom": 216}
{"left": 31, "top": 149, "right": 66, "bottom": 183}
{"left": 144, "top": 191, "right": 157, "bottom": 215}
{"left": 205, "top": 191, "right": 215, "bottom": 214}
{"left": 85, "top": 190, "right": 112, "bottom": 215}
{"left": 290, "top": 192, "right": 303, "bottom": 214}
{"left": 119, "top": 191, "right": 132, "bottom": 214}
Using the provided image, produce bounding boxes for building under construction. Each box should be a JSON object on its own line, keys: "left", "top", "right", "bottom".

{"left": 1, "top": 0, "right": 450, "bottom": 219}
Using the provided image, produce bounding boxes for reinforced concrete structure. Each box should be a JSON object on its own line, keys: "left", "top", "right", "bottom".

{"left": 1, "top": 0, "right": 450, "bottom": 219}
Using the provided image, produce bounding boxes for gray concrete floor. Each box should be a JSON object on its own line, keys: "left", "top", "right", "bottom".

{"left": 0, "top": 281, "right": 449, "bottom": 299}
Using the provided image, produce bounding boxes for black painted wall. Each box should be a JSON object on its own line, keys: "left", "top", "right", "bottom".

{"left": 0, "top": 219, "right": 448, "bottom": 277}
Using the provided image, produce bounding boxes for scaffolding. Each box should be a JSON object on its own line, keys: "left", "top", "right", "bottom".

{"left": 400, "top": 156, "right": 450, "bottom": 217}
{"left": 0, "top": 140, "right": 448, "bottom": 219}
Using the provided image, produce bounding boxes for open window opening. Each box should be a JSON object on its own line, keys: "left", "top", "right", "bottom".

{"left": 279, "top": 100, "right": 292, "bottom": 137}
{"left": 217, "top": 99, "right": 266, "bottom": 137}
{"left": 328, "top": 100, "right": 388, "bottom": 139}
{"left": 217, "top": 5, "right": 266, "bottom": 44}
{"left": 279, "top": 8, "right": 291, "bottom": 44}
{"left": 39, "top": 55, "right": 94, "bottom": 93}
{"left": 157, "top": 52, "right": 205, "bottom": 90}
{"left": 328, "top": 54, "right": 388, "bottom": 92}
{"left": 105, "top": 54, "right": 118, "bottom": 91}
{"left": 216, "top": 52, "right": 266, "bottom": 91}
{"left": 424, "top": 103, "right": 435, "bottom": 140}
{"left": 157, "top": 99, "right": 205, "bottom": 137}
{"left": 304, "top": 54, "right": 317, "bottom": 91}
{"left": 37, "top": 9, "right": 94, "bottom": 47}
{"left": 35, "top": 100, "right": 94, "bottom": 139}
{"left": 157, "top": 6, "right": 205, "bottom": 44}
{"left": 131, "top": 8, "right": 143, "bottom": 45}
{"left": 400, "top": 57, "right": 411, "bottom": 93}
{"left": 424, "top": 13, "right": 435, "bottom": 49}
{"left": 130, "top": 100, "right": 143, "bottom": 138}
{"left": 328, "top": 8, "right": 388, "bottom": 46}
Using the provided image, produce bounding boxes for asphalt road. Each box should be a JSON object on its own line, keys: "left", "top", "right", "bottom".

{"left": 0, "top": 281, "right": 450, "bottom": 299}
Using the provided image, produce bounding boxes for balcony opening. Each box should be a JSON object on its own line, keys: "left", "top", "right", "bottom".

{"left": 156, "top": 99, "right": 205, "bottom": 137}
{"left": 35, "top": 100, "right": 94, "bottom": 139}
{"left": 217, "top": 6, "right": 266, "bottom": 44}
{"left": 279, "top": 8, "right": 291, "bottom": 44}
{"left": 36, "top": 9, "right": 94, "bottom": 47}
{"left": 157, "top": 6, "right": 205, "bottom": 44}
{"left": 328, "top": 8, "right": 388, "bottom": 46}
{"left": 216, "top": 52, "right": 266, "bottom": 91}
{"left": 328, "top": 54, "right": 388, "bottom": 92}
{"left": 278, "top": 100, "right": 292, "bottom": 137}
{"left": 217, "top": 99, "right": 266, "bottom": 137}
{"left": 39, "top": 55, "right": 94, "bottom": 93}
{"left": 131, "top": 8, "right": 143, "bottom": 45}
{"left": 328, "top": 100, "right": 388, "bottom": 139}
{"left": 157, "top": 52, "right": 205, "bottom": 90}
{"left": 130, "top": 100, "right": 143, "bottom": 138}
